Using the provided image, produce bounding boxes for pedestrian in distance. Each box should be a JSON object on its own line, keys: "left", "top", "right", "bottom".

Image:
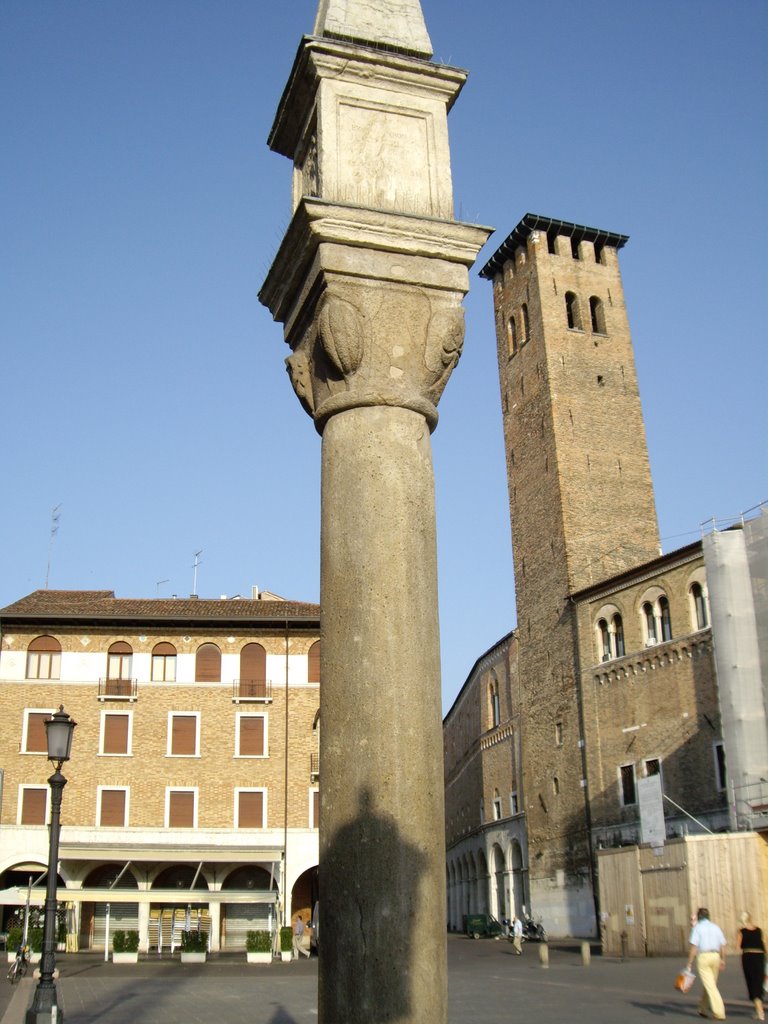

{"left": 736, "top": 911, "right": 765, "bottom": 1021}
{"left": 512, "top": 915, "right": 523, "bottom": 956}
{"left": 687, "top": 907, "right": 728, "bottom": 1020}
{"left": 293, "top": 915, "right": 310, "bottom": 958}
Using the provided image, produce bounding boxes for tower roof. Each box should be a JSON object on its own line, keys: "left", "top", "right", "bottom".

{"left": 313, "top": 0, "right": 433, "bottom": 59}
{"left": 479, "top": 213, "right": 629, "bottom": 279}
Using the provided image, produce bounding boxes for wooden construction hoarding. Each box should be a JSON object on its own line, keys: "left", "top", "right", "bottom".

{"left": 598, "top": 832, "right": 768, "bottom": 957}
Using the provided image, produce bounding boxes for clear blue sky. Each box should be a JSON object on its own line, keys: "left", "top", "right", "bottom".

{"left": 2, "top": 1, "right": 766, "bottom": 712}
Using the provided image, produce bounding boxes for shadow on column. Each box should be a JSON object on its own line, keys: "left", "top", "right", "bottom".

{"left": 321, "top": 786, "right": 428, "bottom": 1021}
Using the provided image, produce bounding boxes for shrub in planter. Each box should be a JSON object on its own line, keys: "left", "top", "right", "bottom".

{"left": 113, "top": 930, "right": 139, "bottom": 953}
{"left": 246, "top": 930, "right": 272, "bottom": 954}
{"left": 180, "top": 930, "right": 208, "bottom": 953}
{"left": 7, "top": 926, "right": 22, "bottom": 952}
{"left": 280, "top": 927, "right": 293, "bottom": 953}
{"left": 29, "top": 928, "right": 44, "bottom": 954}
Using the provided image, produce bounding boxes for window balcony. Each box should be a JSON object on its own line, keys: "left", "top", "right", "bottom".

{"left": 310, "top": 753, "right": 319, "bottom": 781}
{"left": 232, "top": 679, "right": 272, "bottom": 704}
{"left": 98, "top": 678, "right": 138, "bottom": 702}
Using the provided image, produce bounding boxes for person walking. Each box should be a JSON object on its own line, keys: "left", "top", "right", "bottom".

{"left": 511, "top": 915, "right": 523, "bottom": 956}
{"left": 736, "top": 911, "right": 765, "bottom": 1021}
{"left": 293, "top": 915, "right": 310, "bottom": 958}
{"left": 687, "top": 907, "right": 728, "bottom": 1020}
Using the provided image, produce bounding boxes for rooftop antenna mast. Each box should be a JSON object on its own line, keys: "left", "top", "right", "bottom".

{"left": 45, "top": 503, "right": 62, "bottom": 589}
{"left": 192, "top": 550, "right": 203, "bottom": 596}
{"left": 156, "top": 578, "right": 169, "bottom": 597}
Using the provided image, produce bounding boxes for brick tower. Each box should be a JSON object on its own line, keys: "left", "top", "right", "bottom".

{"left": 480, "top": 214, "right": 661, "bottom": 933}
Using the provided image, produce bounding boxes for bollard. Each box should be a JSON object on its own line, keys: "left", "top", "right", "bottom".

{"left": 580, "top": 941, "right": 591, "bottom": 967}
{"left": 620, "top": 930, "right": 628, "bottom": 961}
{"left": 539, "top": 942, "right": 549, "bottom": 968}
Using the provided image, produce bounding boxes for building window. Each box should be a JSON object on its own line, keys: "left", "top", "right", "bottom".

{"left": 235, "top": 788, "right": 266, "bottom": 829}
{"left": 239, "top": 643, "right": 267, "bottom": 696}
{"left": 521, "top": 303, "right": 530, "bottom": 345}
{"left": 714, "top": 742, "right": 727, "bottom": 791}
{"left": 565, "top": 291, "right": 582, "bottom": 330}
{"left": 18, "top": 786, "right": 48, "bottom": 825}
{"left": 659, "top": 596, "right": 672, "bottom": 641}
{"left": 489, "top": 679, "right": 500, "bottom": 728}
{"left": 100, "top": 712, "right": 132, "bottom": 755}
{"left": 620, "top": 763, "right": 637, "bottom": 805}
{"left": 492, "top": 789, "right": 502, "bottom": 820}
{"left": 309, "top": 788, "right": 319, "bottom": 830}
{"left": 97, "top": 787, "right": 128, "bottom": 827}
{"left": 555, "top": 722, "right": 563, "bottom": 746}
{"left": 644, "top": 758, "right": 662, "bottom": 788}
{"left": 598, "top": 619, "right": 611, "bottom": 661}
{"left": 691, "top": 582, "right": 709, "bottom": 630}
{"left": 643, "top": 602, "right": 658, "bottom": 644}
{"left": 597, "top": 613, "right": 625, "bottom": 661}
{"left": 507, "top": 315, "right": 518, "bottom": 356}
{"left": 589, "top": 295, "right": 606, "bottom": 334}
{"left": 613, "top": 614, "right": 625, "bottom": 657}
{"left": 510, "top": 791, "right": 519, "bottom": 815}
{"left": 195, "top": 643, "right": 221, "bottom": 683}
{"left": 107, "top": 642, "right": 133, "bottom": 680}
{"left": 167, "top": 713, "right": 200, "bottom": 757}
{"left": 235, "top": 714, "right": 266, "bottom": 757}
{"left": 22, "top": 710, "right": 53, "bottom": 753}
{"left": 26, "top": 637, "right": 61, "bottom": 679}
{"left": 151, "top": 642, "right": 177, "bottom": 681}
{"left": 166, "top": 788, "right": 197, "bottom": 828}
{"left": 308, "top": 641, "right": 320, "bottom": 683}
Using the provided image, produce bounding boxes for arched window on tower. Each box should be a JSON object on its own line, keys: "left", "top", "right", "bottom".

{"left": 659, "top": 596, "right": 672, "bottom": 641}
{"left": 589, "top": 296, "right": 606, "bottom": 334}
{"left": 643, "top": 602, "right": 657, "bottom": 645}
{"left": 521, "top": 303, "right": 530, "bottom": 345}
{"left": 489, "top": 678, "right": 500, "bottom": 728}
{"left": 507, "top": 315, "right": 518, "bottom": 356}
{"left": 613, "top": 614, "right": 625, "bottom": 657}
{"left": 565, "top": 292, "right": 581, "bottom": 330}
{"left": 598, "top": 619, "right": 611, "bottom": 662}
{"left": 690, "top": 581, "right": 709, "bottom": 630}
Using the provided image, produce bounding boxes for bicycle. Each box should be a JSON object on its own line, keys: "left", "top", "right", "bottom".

{"left": 7, "top": 946, "right": 29, "bottom": 984}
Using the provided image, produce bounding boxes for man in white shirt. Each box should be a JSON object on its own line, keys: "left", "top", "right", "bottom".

{"left": 512, "top": 915, "right": 523, "bottom": 955}
{"left": 687, "top": 907, "right": 727, "bottom": 1020}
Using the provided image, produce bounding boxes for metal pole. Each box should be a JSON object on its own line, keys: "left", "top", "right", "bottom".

{"left": 26, "top": 765, "right": 66, "bottom": 1024}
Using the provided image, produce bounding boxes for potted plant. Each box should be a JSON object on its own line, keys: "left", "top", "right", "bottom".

{"left": 112, "top": 929, "right": 140, "bottom": 963}
{"left": 245, "top": 929, "right": 272, "bottom": 964}
{"left": 57, "top": 918, "right": 67, "bottom": 953}
{"left": 180, "top": 929, "right": 208, "bottom": 963}
{"left": 28, "top": 927, "right": 44, "bottom": 964}
{"left": 6, "top": 926, "right": 22, "bottom": 964}
{"left": 279, "top": 926, "right": 293, "bottom": 962}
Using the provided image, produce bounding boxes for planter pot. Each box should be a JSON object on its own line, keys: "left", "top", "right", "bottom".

{"left": 246, "top": 951, "right": 272, "bottom": 964}
{"left": 29, "top": 953, "right": 41, "bottom": 964}
{"left": 180, "top": 951, "right": 206, "bottom": 963}
{"left": 113, "top": 952, "right": 139, "bottom": 964}
{"left": 280, "top": 951, "right": 292, "bottom": 962}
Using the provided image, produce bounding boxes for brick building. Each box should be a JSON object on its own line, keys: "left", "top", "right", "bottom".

{"left": 0, "top": 588, "right": 321, "bottom": 952}
{"left": 444, "top": 214, "right": 766, "bottom": 938}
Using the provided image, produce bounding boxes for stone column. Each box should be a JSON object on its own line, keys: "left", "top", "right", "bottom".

{"left": 259, "top": 6, "right": 490, "bottom": 1022}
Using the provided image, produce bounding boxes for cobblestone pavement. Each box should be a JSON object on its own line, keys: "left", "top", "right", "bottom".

{"left": 0, "top": 937, "right": 759, "bottom": 1023}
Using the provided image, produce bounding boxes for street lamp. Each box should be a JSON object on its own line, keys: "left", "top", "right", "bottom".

{"left": 26, "top": 706, "right": 76, "bottom": 1024}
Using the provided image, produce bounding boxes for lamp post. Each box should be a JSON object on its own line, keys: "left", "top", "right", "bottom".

{"left": 26, "top": 705, "right": 76, "bottom": 1024}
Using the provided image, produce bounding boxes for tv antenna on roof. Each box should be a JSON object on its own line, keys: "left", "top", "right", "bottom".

{"left": 192, "top": 550, "right": 203, "bottom": 596}
{"left": 45, "top": 503, "right": 62, "bottom": 589}
{"left": 156, "top": 579, "right": 170, "bottom": 597}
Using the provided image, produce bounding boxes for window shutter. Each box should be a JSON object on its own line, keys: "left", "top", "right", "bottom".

{"left": 168, "top": 791, "right": 194, "bottom": 827}
{"left": 25, "top": 712, "right": 50, "bottom": 753}
{"left": 21, "top": 789, "right": 47, "bottom": 825}
{"left": 103, "top": 714, "right": 129, "bottom": 755}
{"left": 171, "top": 716, "right": 197, "bottom": 756}
{"left": 195, "top": 644, "right": 221, "bottom": 682}
{"left": 308, "top": 641, "right": 320, "bottom": 683}
{"left": 29, "top": 636, "right": 61, "bottom": 653}
{"left": 100, "top": 790, "right": 126, "bottom": 827}
{"left": 240, "top": 643, "right": 266, "bottom": 684}
{"left": 239, "top": 717, "right": 264, "bottom": 756}
{"left": 238, "top": 791, "right": 264, "bottom": 828}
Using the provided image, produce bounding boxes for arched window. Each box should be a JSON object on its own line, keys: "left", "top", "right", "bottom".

{"left": 613, "top": 614, "right": 625, "bottom": 658}
{"left": 598, "top": 619, "right": 611, "bottom": 662}
{"left": 26, "top": 636, "right": 61, "bottom": 680}
{"left": 308, "top": 641, "right": 320, "bottom": 683}
{"left": 521, "top": 303, "right": 530, "bottom": 345}
{"left": 691, "top": 582, "right": 709, "bottom": 630}
{"left": 492, "top": 789, "right": 502, "bottom": 820}
{"left": 195, "top": 643, "right": 221, "bottom": 683}
{"left": 643, "top": 602, "right": 657, "bottom": 644}
{"left": 107, "top": 642, "right": 132, "bottom": 681}
{"left": 489, "top": 677, "right": 500, "bottom": 727}
{"left": 659, "top": 596, "right": 672, "bottom": 641}
{"left": 240, "top": 643, "right": 266, "bottom": 697}
{"left": 507, "top": 315, "right": 518, "bottom": 356}
{"left": 565, "top": 292, "right": 581, "bottom": 330}
{"left": 151, "top": 642, "right": 177, "bottom": 682}
{"left": 589, "top": 296, "right": 606, "bottom": 334}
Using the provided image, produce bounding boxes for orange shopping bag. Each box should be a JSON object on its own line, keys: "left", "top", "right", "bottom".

{"left": 674, "top": 968, "right": 695, "bottom": 993}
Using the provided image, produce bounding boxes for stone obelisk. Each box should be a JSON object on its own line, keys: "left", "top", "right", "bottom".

{"left": 259, "top": 3, "right": 490, "bottom": 1021}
